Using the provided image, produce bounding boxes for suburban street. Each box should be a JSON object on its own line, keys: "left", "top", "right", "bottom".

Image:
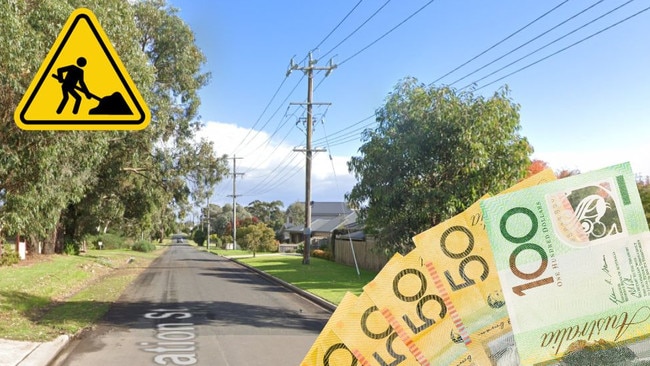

{"left": 52, "top": 239, "right": 331, "bottom": 365}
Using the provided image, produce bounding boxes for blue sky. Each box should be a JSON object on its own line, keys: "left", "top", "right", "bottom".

{"left": 167, "top": 0, "right": 650, "bottom": 209}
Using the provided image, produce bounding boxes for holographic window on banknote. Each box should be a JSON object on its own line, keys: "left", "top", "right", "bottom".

{"left": 546, "top": 178, "right": 626, "bottom": 246}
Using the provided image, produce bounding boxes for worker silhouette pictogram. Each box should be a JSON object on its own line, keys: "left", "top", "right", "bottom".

{"left": 51, "top": 56, "right": 133, "bottom": 116}
{"left": 55, "top": 57, "right": 91, "bottom": 114}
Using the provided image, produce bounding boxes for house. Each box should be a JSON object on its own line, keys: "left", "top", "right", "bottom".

{"left": 279, "top": 202, "right": 357, "bottom": 252}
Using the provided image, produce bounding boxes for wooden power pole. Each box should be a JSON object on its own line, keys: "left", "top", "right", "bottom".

{"left": 287, "top": 52, "right": 336, "bottom": 265}
{"left": 228, "top": 155, "right": 244, "bottom": 250}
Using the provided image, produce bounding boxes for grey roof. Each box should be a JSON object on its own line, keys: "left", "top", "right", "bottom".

{"left": 311, "top": 202, "right": 353, "bottom": 217}
{"left": 283, "top": 223, "right": 303, "bottom": 232}
{"left": 282, "top": 211, "right": 358, "bottom": 234}
{"left": 336, "top": 230, "right": 366, "bottom": 241}
{"left": 312, "top": 212, "right": 357, "bottom": 233}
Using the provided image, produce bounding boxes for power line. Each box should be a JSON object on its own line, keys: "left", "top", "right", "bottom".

{"left": 247, "top": 165, "right": 304, "bottom": 198}
{"left": 233, "top": 74, "right": 305, "bottom": 155}
{"left": 234, "top": 2, "right": 649, "bottom": 206}
{"left": 430, "top": 0, "right": 570, "bottom": 85}
{"left": 320, "top": 0, "right": 393, "bottom": 60}
{"left": 449, "top": 0, "right": 608, "bottom": 88}
{"left": 227, "top": 155, "right": 244, "bottom": 249}
{"left": 237, "top": 0, "right": 367, "bottom": 198}
{"left": 312, "top": 0, "right": 364, "bottom": 53}
{"left": 242, "top": 108, "right": 333, "bottom": 196}
{"left": 474, "top": 4, "right": 650, "bottom": 92}
{"left": 324, "top": 130, "right": 371, "bottom": 148}
{"left": 314, "top": 123, "right": 376, "bottom": 148}
{"left": 310, "top": 2, "right": 645, "bottom": 150}
{"left": 241, "top": 105, "right": 294, "bottom": 166}
{"left": 339, "top": 0, "right": 438, "bottom": 66}
{"left": 461, "top": 0, "right": 639, "bottom": 90}
{"left": 313, "top": 114, "right": 375, "bottom": 145}
{"left": 232, "top": 0, "right": 414, "bottom": 176}
{"left": 241, "top": 112, "right": 300, "bottom": 175}
{"left": 246, "top": 162, "right": 304, "bottom": 197}
{"left": 319, "top": 118, "right": 361, "bottom": 277}
{"left": 232, "top": 76, "right": 289, "bottom": 155}
{"left": 240, "top": 151, "right": 303, "bottom": 196}
{"left": 287, "top": 52, "right": 336, "bottom": 265}
{"left": 242, "top": 1, "right": 363, "bottom": 156}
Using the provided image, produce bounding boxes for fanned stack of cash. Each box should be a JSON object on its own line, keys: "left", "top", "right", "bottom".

{"left": 301, "top": 163, "right": 650, "bottom": 366}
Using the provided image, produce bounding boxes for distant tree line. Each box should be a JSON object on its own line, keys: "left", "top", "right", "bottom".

{"left": 190, "top": 201, "right": 305, "bottom": 252}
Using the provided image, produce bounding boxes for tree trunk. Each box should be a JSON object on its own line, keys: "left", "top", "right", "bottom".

{"left": 54, "top": 222, "right": 65, "bottom": 253}
{"left": 42, "top": 221, "right": 64, "bottom": 254}
{"left": 42, "top": 230, "right": 56, "bottom": 254}
{"left": 27, "top": 235, "right": 39, "bottom": 255}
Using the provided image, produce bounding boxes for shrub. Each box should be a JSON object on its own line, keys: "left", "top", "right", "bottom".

{"left": 296, "top": 243, "right": 304, "bottom": 254}
{"left": 91, "top": 233, "right": 126, "bottom": 250}
{"left": 0, "top": 251, "right": 20, "bottom": 266}
{"left": 132, "top": 240, "right": 157, "bottom": 253}
{"left": 193, "top": 229, "right": 206, "bottom": 246}
{"left": 221, "top": 234, "right": 232, "bottom": 246}
{"left": 209, "top": 235, "right": 222, "bottom": 248}
{"left": 83, "top": 234, "right": 99, "bottom": 245}
{"left": 62, "top": 241, "right": 80, "bottom": 255}
{"left": 311, "top": 249, "right": 332, "bottom": 261}
{"left": 260, "top": 239, "right": 279, "bottom": 252}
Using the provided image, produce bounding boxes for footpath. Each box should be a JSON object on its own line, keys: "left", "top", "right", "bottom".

{"left": 1, "top": 336, "right": 69, "bottom": 366}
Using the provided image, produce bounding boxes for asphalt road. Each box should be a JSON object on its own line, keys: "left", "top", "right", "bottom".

{"left": 52, "top": 239, "right": 331, "bottom": 366}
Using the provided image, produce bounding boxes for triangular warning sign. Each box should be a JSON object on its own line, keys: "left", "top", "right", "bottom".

{"left": 14, "top": 8, "right": 150, "bottom": 130}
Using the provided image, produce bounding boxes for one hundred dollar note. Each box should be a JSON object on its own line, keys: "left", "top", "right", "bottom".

{"left": 412, "top": 169, "right": 556, "bottom": 366}
{"left": 480, "top": 162, "right": 650, "bottom": 365}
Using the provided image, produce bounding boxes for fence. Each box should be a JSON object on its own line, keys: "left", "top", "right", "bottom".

{"left": 334, "top": 236, "right": 389, "bottom": 272}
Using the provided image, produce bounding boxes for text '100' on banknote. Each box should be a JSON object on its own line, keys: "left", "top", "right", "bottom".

{"left": 481, "top": 162, "right": 650, "bottom": 365}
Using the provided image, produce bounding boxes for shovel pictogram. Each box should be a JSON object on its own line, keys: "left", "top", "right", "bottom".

{"left": 51, "top": 73, "right": 132, "bottom": 115}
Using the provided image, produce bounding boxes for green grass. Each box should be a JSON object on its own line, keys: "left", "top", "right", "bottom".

{"left": 210, "top": 249, "right": 256, "bottom": 257}
{"left": 0, "top": 239, "right": 372, "bottom": 340}
{"left": 237, "top": 255, "right": 378, "bottom": 305}
{"left": 0, "top": 247, "right": 163, "bottom": 341}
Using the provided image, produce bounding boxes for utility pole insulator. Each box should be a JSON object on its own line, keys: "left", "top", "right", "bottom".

{"left": 288, "top": 51, "right": 336, "bottom": 265}
{"left": 229, "top": 155, "right": 244, "bottom": 250}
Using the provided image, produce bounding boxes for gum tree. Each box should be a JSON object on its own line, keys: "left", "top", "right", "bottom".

{"left": 347, "top": 77, "right": 533, "bottom": 254}
{"left": 0, "top": 0, "right": 227, "bottom": 253}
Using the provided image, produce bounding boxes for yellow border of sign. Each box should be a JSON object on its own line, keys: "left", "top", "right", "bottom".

{"left": 14, "top": 8, "right": 150, "bottom": 131}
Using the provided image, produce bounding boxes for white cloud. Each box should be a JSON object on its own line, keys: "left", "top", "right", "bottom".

{"left": 533, "top": 146, "right": 650, "bottom": 178}
{"left": 198, "top": 121, "right": 650, "bottom": 209}
{"left": 197, "top": 121, "right": 356, "bottom": 207}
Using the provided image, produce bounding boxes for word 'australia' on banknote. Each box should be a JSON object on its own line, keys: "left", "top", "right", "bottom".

{"left": 481, "top": 162, "right": 650, "bottom": 365}
{"left": 412, "top": 169, "right": 556, "bottom": 366}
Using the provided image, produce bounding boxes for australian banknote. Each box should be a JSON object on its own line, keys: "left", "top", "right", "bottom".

{"left": 364, "top": 247, "right": 489, "bottom": 366}
{"left": 480, "top": 162, "right": 650, "bottom": 365}
{"left": 332, "top": 291, "right": 420, "bottom": 366}
{"left": 412, "top": 169, "right": 556, "bottom": 365}
{"left": 300, "top": 292, "right": 360, "bottom": 366}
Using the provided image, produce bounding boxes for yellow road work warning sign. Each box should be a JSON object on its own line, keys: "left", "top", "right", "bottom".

{"left": 14, "top": 8, "right": 150, "bottom": 130}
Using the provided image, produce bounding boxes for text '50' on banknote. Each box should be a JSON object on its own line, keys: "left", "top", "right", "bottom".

{"left": 480, "top": 162, "right": 650, "bottom": 364}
